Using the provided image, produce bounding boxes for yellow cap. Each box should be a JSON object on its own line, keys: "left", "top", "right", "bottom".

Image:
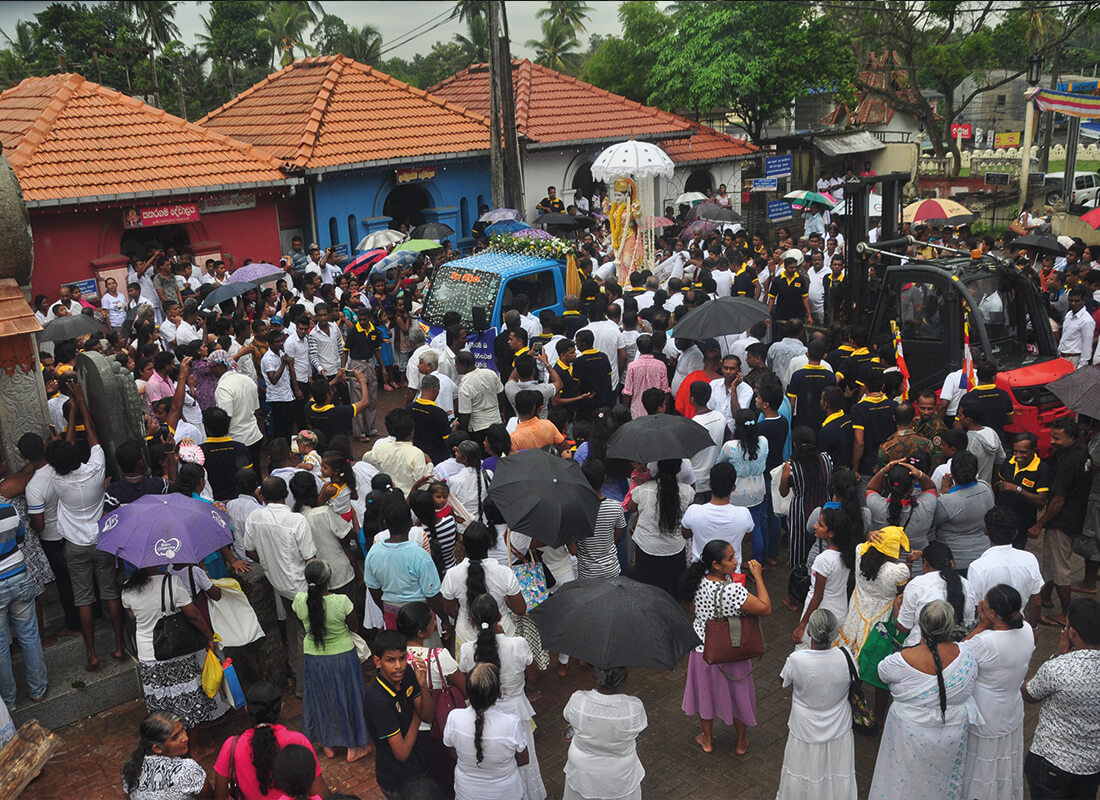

{"left": 860, "top": 525, "right": 910, "bottom": 560}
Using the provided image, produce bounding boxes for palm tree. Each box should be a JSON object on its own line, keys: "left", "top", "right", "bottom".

{"left": 257, "top": 1, "right": 317, "bottom": 67}
{"left": 344, "top": 24, "right": 382, "bottom": 66}
{"left": 0, "top": 20, "right": 35, "bottom": 86}
{"left": 455, "top": 15, "right": 489, "bottom": 63}
{"left": 536, "top": 1, "right": 591, "bottom": 35}
{"left": 451, "top": 0, "right": 489, "bottom": 22}
{"left": 526, "top": 18, "right": 582, "bottom": 75}
{"left": 123, "top": 1, "right": 181, "bottom": 107}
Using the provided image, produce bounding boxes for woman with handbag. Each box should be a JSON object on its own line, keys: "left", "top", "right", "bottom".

{"left": 779, "top": 427, "right": 833, "bottom": 610}
{"left": 457, "top": 594, "right": 546, "bottom": 800}
{"left": 869, "top": 600, "right": 979, "bottom": 800}
{"left": 441, "top": 523, "right": 527, "bottom": 651}
{"left": 291, "top": 560, "right": 371, "bottom": 763}
{"left": 121, "top": 567, "right": 228, "bottom": 733}
{"left": 399, "top": 601, "right": 466, "bottom": 797}
{"left": 680, "top": 540, "right": 772, "bottom": 755}
{"left": 776, "top": 609, "right": 858, "bottom": 800}
{"left": 961, "top": 585, "right": 1035, "bottom": 800}
{"left": 213, "top": 681, "right": 327, "bottom": 800}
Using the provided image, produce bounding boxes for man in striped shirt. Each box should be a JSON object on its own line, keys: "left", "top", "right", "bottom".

{"left": 0, "top": 499, "right": 48, "bottom": 706}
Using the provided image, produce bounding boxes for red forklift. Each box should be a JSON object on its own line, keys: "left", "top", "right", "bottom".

{"left": 840, "top": 174, "right": 1073, "bottom": 453}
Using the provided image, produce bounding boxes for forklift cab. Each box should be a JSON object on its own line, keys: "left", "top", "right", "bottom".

{"left": 867, "top": 254, "right": 1071, "bottom": 450}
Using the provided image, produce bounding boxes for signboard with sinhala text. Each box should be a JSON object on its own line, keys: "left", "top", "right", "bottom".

{"left": 767, "top": 200, "right": 794, "bottom": 221}
{"left": 764, "top": 154, "right": 793, "bottom": 179}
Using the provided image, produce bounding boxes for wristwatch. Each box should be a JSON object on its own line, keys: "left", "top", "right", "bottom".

{"left": 1016, "top": 484, "right": 1023, "bottom": 494}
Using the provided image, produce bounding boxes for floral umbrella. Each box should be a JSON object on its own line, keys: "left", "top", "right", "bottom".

{"left": 512, "top": 228, "right": 553, "bottom": 240}
{"left": 590, "top": 139, "right": 675, "bottom": 182}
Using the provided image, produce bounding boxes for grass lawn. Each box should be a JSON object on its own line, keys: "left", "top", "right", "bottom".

{"left": 1044, "top": 159, "right": 1100, "bottom": 174}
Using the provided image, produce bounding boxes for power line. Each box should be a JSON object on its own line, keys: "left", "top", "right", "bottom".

{"left": 376, "top": 6, "right": 458, "bottom": 58}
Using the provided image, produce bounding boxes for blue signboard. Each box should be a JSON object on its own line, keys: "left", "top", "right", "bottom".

{"left": 67, "top": 277, "right": 99, "bottom": 299}
{"left": 765, "top": 154, "right": 793, "bottom": 178}
{"left": 767, "top": 200, "right": 794, "bottom": 222}
{"left": 331, "top": 242, "right": 351, "bottom": 263}
{"left": 426, "top": 323, "right": 498, "bottom": 371}
{"left": 751, "top": 178, "right": 778, "bottom": 191}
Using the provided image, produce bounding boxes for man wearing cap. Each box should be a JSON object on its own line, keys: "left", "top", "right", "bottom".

{"left": 768, "top": 250, "right": 813, "bottom": 326}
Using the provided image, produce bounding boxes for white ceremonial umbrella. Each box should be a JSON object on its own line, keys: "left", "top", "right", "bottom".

{"left": 591, "top": 139, "right": 675, "bottom": 182}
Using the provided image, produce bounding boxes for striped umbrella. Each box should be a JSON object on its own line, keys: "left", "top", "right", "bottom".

{"left": 344, "top": 249, "right": 388, "bottom": 276}
{"left": 903, "top": 198, "right": 976, "bottom": 226}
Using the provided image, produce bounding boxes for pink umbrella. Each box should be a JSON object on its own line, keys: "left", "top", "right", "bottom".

{"left": 642, "top": 216, "right": 676, "bottom": 230}
{"left": 513, "top": 228, "right": 554, "bottom": 240}
{"left": 344, "top": 249, "right": 388, "bottom": 276}
{"left": 680, "top": 219, "right": 717, "bottom": 240}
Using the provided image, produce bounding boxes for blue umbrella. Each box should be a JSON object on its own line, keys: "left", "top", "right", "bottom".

{"left": 486, "top": 219, "right": 528, "bottom": 235}
{"left": 369, "top": 249, "right": 420, "bottom": 279}
{"left": 199, "top": 281, "right": 255, "bottom": 309}
{"left": 97, "top": 494, "right": 233, "bottom": 568}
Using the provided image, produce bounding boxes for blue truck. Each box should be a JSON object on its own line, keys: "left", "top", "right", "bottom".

{"left": 419, "top": 252, "right": 569, "bottom": 371}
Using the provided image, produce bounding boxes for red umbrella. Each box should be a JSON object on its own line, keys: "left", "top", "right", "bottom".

{"left": 1080, "top": 207, "right": 1100, "bottom": 230}
{"left": 344, "top": 249, "right": 388, "bottom": 276}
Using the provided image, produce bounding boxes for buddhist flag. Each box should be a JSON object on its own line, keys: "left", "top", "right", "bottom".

{"left": 960, "top": 320, "right": 976, "bottom": 391}
{"left": 893, "top": 324, "right": 910, "bottom": 397}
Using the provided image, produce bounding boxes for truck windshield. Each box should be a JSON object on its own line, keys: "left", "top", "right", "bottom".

{"left": 422, "top": 267, "right": 501, "bottom": 328}
{"left": 964, "top": 274, "right": 1036, "bottom": 367}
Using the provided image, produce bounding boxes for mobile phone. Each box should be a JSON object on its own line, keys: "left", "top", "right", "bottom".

{"left": 530, "top": 341, "right": 543, "bottom": 356}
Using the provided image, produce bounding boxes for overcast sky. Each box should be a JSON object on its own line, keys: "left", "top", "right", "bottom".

{"left": 0, "top": 1, "right": 630, "bottom": 63}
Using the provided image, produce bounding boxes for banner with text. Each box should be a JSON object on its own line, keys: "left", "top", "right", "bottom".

{"left": 123, "top": 203, "right": 200, "bottom": 229}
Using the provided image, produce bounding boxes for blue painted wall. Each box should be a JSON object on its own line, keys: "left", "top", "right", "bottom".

{"left": 310, "top": 157, "right": 491, "bottom": 254}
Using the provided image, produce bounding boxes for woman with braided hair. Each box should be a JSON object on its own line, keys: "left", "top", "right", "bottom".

{"left": 962, "top": 584, "right": 1035, "bottom": 800}
{"left": 443, "top": 663, "right": 529, "bottom": 800}
{"left": 869, "top": 600, "right": 979, "bottom": 800}
{"left": 866, "top": 458, "right": 938, "bottom": 575}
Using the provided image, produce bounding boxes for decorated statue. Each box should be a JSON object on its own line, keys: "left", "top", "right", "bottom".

{"left": 603, "top": 177, "right": 644, "bottom": 285}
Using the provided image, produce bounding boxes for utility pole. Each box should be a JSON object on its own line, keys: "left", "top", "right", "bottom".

{"left": 487, "top": 1, "right": 505, "bottom": 208}
{"left": 498, "top": 3, "right": 524, "bottom": 213}
{"left": 173, "top": 58, "right": 187, "bottom": 120}
{"left": 1019, "top": 54, "right": 1042, "bottom": 211}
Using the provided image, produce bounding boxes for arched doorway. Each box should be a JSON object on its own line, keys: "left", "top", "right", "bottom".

{"left": 120, "top": 223, "right": 192, "bottom": 261}
{"left": 571, "top": 163, "right": 595, "bottom": 201}
{"left": 383, "top": 184, "right": 432, "bottom": 230}
{"left": 685, "top": 169, "right": 714, "bottom": 194}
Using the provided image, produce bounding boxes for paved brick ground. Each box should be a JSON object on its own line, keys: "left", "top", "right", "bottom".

{"left": 22, "top": 386, "right": 1072, "bottom": 799}
{"left": 26, "top": 550, "right": 1065, "bottom": 800}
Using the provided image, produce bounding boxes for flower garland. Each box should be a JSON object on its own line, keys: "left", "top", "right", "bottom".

{"left": 487, "top": 233, "right": 577, "bottom": 260}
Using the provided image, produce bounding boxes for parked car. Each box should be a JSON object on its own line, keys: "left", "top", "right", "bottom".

{"left": 1038, "top": 171, "right": 1100, "bottom": 210}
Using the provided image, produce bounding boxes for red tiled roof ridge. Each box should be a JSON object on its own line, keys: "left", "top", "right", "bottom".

{"left": 6, "top": 72, "right": 293, "bottom": 173}
{"left": 343, "top": 56, "right": 493, "bottom": 130}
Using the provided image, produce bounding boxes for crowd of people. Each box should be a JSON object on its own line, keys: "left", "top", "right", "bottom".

{"left": 3, "top": 192, "right": 1099, "bottom": 800}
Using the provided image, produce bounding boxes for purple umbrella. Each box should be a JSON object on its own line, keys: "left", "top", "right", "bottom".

{"left": 97, "top": 494, "right": 233, "bottom": 568}
{"left": 680, "top": 219, "right": 717, "bottom": 240}
{"left": 230, "top": 262, "right": 284, "bottom": 285}
{"left": 512, "top": 228, "right": 553, "bottom": 240}
{"left": 478, "top": 208, "right": 522, "bottom": 223}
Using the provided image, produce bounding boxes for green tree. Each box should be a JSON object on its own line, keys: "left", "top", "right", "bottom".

{"left": 526, "top": 17, "right": 582, "bottom": 75}
{"left": 451, "top": 1, "right": 489, "bottom": 23}
{"left": 0, "top": 20, "right": 37, "bottom": 87}
{"left": 257, "top": 0, "right": 317, "bottom": 67}
{"left": 536, "top": 1, "right": 591, "bottom": 35}
{"left": 416, "top": 40, "right": 476, "bottom": 88}
{"left": 314, "top": 15, "right": 382, "bottom": 64}
{"left": 122, "top": 0, "right": 179, "bottom": 107}
{"left": 197, "top": 0, "right": 270, "bottom": 106}
{"left": 648, "top": 1, "right": 853, "bottom": 142}
{"left": 31, "top": 2, "right": 144, "bottom": 89}
{"left": 582, "top": 1, "right": 669, "bottom": 102}
{"left": 455, "top": 15, "right": 489, "bottom": 63}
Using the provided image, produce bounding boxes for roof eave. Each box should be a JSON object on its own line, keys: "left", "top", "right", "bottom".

{"left": 24, "top": 177, "right": 304, "bottom": 210}
{"left": 524, "top": 129, "right": 692, "bottom": 151}
{"left": 671, "top": 151, "right": 758, "bottom": 166}
{"left": 303, "top": 149, "right": 490, "bottom": 175}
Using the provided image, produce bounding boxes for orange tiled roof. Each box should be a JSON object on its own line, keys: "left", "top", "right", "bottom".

{"left": 822, "top": 51, "right": 931, "bottom": 128}
{"left": 198, "top": 55, "right": 492, "bottom": 170}
{"left": 0, "top": 73, "right": 297, "bottom": 206}
{"left": 430, "top": 59, "right": 757, "bottom": 160}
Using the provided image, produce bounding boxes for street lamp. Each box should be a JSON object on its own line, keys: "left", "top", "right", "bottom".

{"left": 1019, "top": 53, "right": 1043, "bottom": 209}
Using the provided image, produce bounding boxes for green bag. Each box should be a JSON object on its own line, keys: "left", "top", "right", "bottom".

{"left": 857, "top": 614, "right": 903, "bottom": 690}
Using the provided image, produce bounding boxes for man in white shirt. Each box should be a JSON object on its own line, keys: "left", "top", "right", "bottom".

{"left": 307, "top": 303, "right": 345, "bottom": 380}
{"left": 45, "top": 382, "right": 125, "bottom": 671}
{"left": 967, "top": 506, "right": 1045, "bottom": 625}
{"left": 708, "top": 354, "right": 754, "bottom": 429}
{"left": 244, "top": 476, "right": 317, "bottom": 693}
{"left": 687, "top": 382, "right": 726, "bottom": 499}
{"left": 456, "top": 350, "right": 503, "bottom": 438}
{"left": 158, "top": 301, "right": 181, "bottom": 350}
{"left": 303, "top": 243, "right": 328, "bottom": 279}
{"left": 806, "top": 250, "right": 829, "bottom": 320}
{"left": 578, "top": 304, "right": 626, "bottom": 389}
{"left": 211, "top": 349, "right": 263, "bottom": 462}
{"left": 364, "top": 408, "right": 434, "bottom": 496}
{"left": 681, "top": 462, "right": 755, "bottom": 565}
{"left": 405, "top": 328, "right": 434, "bottom": 392}
{"left": 712, "top": 256, "right": 734, "bottom": 297}
{"left": 412, "top": 349, "right": 458, "bottom": 419}
{"left": 513, "top": 294, "right": 542, "bottom": 339}
{"left": 1060, "top": 287, "right": 1095, "bottom": 367}
{"left": 297, "top": 281, "right": 324, "bottom": 316}
{"left": 175, "top": 303, "right": 204, "bottom": 348}
{"left": 284, "top": 317, "right": 312, "bottom": 424}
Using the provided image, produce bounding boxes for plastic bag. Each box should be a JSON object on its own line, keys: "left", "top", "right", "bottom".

{"left": 201, "top": 648, "right": 223, "bottom": 698}
{"left": 220, "top": 658, "right": 246, "bottom": 708}
{"left": 208, "top": 578, "right": 265, "bottom": 647}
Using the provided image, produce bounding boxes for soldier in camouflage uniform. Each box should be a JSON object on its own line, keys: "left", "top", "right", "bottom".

{"left": 876, "top": 402, "right": 936, "bottom": 471}
{"left": 912, "top": 388, "right": 947, "bottom": 466}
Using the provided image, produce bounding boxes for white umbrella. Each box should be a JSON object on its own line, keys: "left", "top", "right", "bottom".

{"left": 831, "top": 194, "right": 884, "bottom": 217}
{"left": 675, "top": 191, "right": 708, "bottom": 205}
{"left": 356, "top": 230, "right": 406, "bottom": 251}
{"left": 591, "top": 139, "right": 675, "bottom": 181}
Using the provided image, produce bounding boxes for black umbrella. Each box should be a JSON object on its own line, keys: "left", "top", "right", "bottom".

{"left": 671, "top": 296, "right": 770, "bottom": 340}
{"left": 38, "top": 313, "right": 104, "bottom": 342}
{"left": 689, "top": 201, "right": 723, "bottom": 221}
{"left": 410, "top": 222, "right": 455, "bottom": 240}
{"left": 486, "top": 449, "right": 600, "bottom": 547}
{"left": 1012, "top": 234, "right": 1067, "bottom": 256}
{"left": 532, "top": 212, "right": 582, "bottom": 229}
{"left": 530, "top": 576, "right": 700, "bottom": 669}
{"left": 605, "top": 413, "right": 716, "bottom": 463}
{"left": 1047, "top": 364, "right": 1100, "bottom": 419}
{"left": 697, "top": 205, "right": 743, "bottom": 224}
{"left": 572, "top": 214, "right": 599, "bottom": 230}
{"left": 200, "top": 281, "right": 255, "bottom": 309}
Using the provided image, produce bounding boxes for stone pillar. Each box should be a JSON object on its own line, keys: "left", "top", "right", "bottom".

{"left": 360, "top": 216, "right": 394, "bottom": 235}
{"left": 75, "top": 351, "right": 147, "bottom": 482}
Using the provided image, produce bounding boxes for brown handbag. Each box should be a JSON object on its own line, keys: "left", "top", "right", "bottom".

{"left": 702, "top": 581, "right": 765, "bottom": 664}
{"left": 1008, "top": 218, "right": 1028, "bottom": 236}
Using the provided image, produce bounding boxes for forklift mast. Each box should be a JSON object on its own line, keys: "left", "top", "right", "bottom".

{"left": 839, "top": 171, "right": 911, "bottom": 312}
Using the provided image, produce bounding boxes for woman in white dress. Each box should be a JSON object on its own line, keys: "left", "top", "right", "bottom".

{"left": 792, "top": 508, "right": 854, "bottom": 648}
{"left": 869, "top": 600, "right": 980, "bottom": 800}
{"left": 962, "top": 585, "right": 1035, "bottom": 800}
{"left": 442, "top": 523, "right": 527, "bottom": 650}
{"left": 458, "top": 594, "right": 546, "bottom": 800}
{"left": 443, "top": 663, "right": 528, "bottom": 800}
{"left": 562, "top": 667, "right": 647, "bottom": 800}
{"left": 777, "top": 609, "right": 857, "bottom": 800}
